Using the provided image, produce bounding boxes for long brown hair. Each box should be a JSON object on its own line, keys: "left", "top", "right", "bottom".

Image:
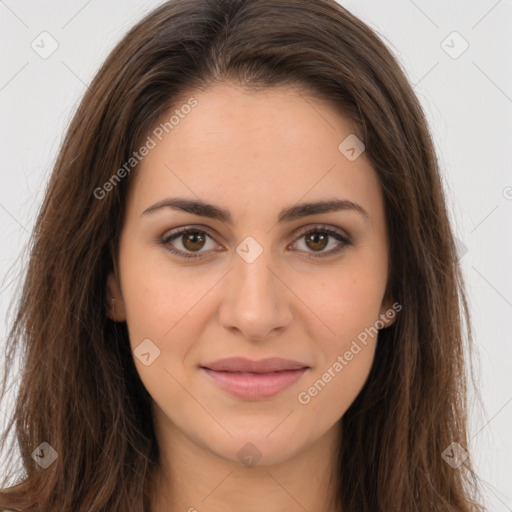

{"left": 0, "top": 0, "right": 487, "bottom": 510}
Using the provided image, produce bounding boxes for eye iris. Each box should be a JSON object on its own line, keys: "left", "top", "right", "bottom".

{"left": 305, "top": 232, "right": 328, "bottom": 251}
{"left": 182, "top": 232, "right": 206, "bottom": 251}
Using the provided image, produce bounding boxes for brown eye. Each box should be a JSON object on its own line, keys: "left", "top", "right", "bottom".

{"left": 161, "top": 228, "right": 218, "bottom": 259}
{"left": 291, "top": 226, "right": 352, "bottom": 258}
{"left": 304, "top": 232, "right": 329, "bottom": 252}
{"left": 160, "top": 225, "right": 351, "bottom": 260}
{"left": 181, "top": 232, "right": 207, "bottom": 251}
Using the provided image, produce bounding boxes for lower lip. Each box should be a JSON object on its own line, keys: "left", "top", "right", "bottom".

{"left": 201, "top": 368, "right": 308, "bottom": 400}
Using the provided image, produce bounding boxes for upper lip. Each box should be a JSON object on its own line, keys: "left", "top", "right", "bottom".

{"left": 201, "top": 357, "right": 309, "bottom": 373}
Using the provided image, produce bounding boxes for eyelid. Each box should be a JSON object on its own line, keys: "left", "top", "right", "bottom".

{"left": 161, "top": 224, "right": 224, "bottom": 247}
{"left": 160, "top": 223, "right": 352, "bottom": 259}
{"left": 291, "top": 223, "right": 351, "bottom": 242}
{"left": 160, "top": 225, "right": 222, "bottom": 258}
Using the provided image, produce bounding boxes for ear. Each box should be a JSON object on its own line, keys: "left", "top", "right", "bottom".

{"left": 106, "top": 272, "right": 127, "bottom": 322}
{"left": 377, "top": 294, "right": 399, "bottom": 330}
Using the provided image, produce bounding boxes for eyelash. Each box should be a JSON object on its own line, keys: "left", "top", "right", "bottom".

{"left": 160, "top": 224, "right": 352, "bottom": 260}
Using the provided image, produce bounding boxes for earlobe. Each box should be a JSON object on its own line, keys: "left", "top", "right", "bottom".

{"left": 106, "top": 272, "right": 126, "bottom": 322}
{"left": 378, "top": 297, "right": 398, "bottom": 329}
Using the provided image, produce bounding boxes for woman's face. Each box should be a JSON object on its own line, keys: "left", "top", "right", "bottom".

{"left": 107, "top": 82, "right": 395, "bottom": 466}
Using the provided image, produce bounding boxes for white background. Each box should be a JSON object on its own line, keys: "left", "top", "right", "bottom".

{"left": 0, "top": 0, "right": 511, "bottom": 509}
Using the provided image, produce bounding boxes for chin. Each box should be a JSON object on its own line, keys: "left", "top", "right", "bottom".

{"left": 198, "top": 425, "right": 309, "bottom": 468}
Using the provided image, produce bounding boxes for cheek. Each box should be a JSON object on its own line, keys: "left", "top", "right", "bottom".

{"left": 299, "top": 259, "right": 387, "bottom": 345}
{"left": 296, "top": 270, "right": 382, "bottom": 419}
{"left": 118, "top": 240, "right": 207, "bottom": 341}
{"left": 292, "top": 258, "right": 385, "bottom": 412}
{"left": 299, "top": 341, "right": 377, "bottom": 427}
{"left": 119, "top": 257, "right": 207, "bottom": 406}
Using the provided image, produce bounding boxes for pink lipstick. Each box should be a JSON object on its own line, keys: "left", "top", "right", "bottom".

{"left": 200, "top": 357, "right": 309, "bottom": 400}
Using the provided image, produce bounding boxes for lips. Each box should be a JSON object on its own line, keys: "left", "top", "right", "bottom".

{"left": 200, "top": 357, "right": 310, "bottom": 400}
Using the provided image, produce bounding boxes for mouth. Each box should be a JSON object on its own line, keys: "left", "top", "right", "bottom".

{"left": 200, "top": 357, "right": 310, "bottom": 400}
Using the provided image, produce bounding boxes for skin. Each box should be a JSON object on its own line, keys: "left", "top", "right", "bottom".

{"left": 107, "top": 82, "right": 396, "bottom": 512}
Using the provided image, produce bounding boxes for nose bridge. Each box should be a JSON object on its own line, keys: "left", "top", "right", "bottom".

{"left": 218, "top": 243, "right": 292, "bottom": 339}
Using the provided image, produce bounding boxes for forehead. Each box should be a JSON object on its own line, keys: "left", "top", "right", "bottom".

{"left": 127, "top": 83, "right": 383, "bottom": 223}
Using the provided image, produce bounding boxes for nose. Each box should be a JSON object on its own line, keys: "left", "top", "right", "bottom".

{"left": 217, "top": 250, "right": 293, "bottom": 341}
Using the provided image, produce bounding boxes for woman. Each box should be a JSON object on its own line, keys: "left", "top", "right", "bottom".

{"left": 0, "top": 0, "right": 487, "bottom": 510}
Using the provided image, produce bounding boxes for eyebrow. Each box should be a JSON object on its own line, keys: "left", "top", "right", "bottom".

{"left": 141, "top": 197, "right": 369, "bottom": 223}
